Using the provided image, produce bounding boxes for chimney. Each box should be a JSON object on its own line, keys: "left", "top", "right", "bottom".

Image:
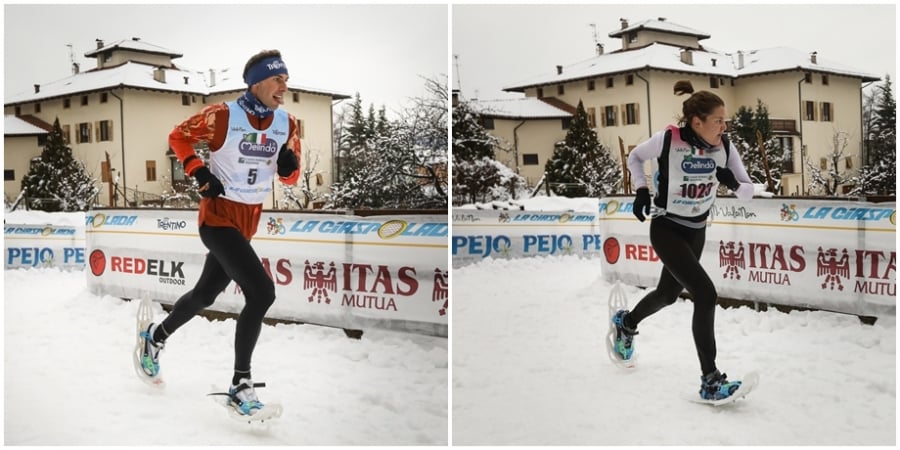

{"left": 34, "top": 84, "right": 40, "bottom": 94}
{"left": 95, "top": 39, "right": 104, "bottom": 49}
{"left": 208, "top": 68, "right": 216, "bottom": 87}
{"left": 183, "top": 76, "right": 189, "bottom": 85}
{"left": 620, "top": 18, "right": 628, "bottom": 29}
{"left": 596, "top": 43, "right": 604, "bottom": 56}
{"left": 153, "top": 67, "right": 166, "bottom": 83}
{"left": 658, "top": 17, "right": 666, "bottom": 21}
{"left": 810, "top": 51, "right": 817, "bottom": 64}
{"left": 737, "top": 50, "right": 745, "bottom": 70}
{"left": 72, "top": 62, "right": 80, "bottom": 74}
{"left": 556, "top": 65, "right": 563, "bottom": 75}
{"left": 680, "top": 49, "right": 693, "bottom": 65}
{"left": 711, "top": 58, "right": 717, "bottom": 67}
{"left": 132, "top": 37, "right": 141, "bottom": 42}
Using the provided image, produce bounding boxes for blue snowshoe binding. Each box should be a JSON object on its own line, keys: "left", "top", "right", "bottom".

{"left": 700, "top": 370, "right": 742, "bottom": 401}
{"left": 611, "top": 309, "right": 638, "bottom": 361}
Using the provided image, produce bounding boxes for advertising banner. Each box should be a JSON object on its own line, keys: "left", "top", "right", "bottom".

{"left": 598, "top": 196, "right": 896, "bottom": 317}
{"left": 4, "top": 223, "right": 85, "bottom": 270}
{"left": 85, "top": 209, "right": 448, "bottom": 337}
{"left": 452, "top": 209, "right": 602, "bottom": 268}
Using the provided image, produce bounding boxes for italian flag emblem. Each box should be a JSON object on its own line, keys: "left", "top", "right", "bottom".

{"left": 243, "top": 132, "right": 267, "bottom": 144}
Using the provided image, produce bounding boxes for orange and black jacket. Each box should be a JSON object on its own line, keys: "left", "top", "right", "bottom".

{"left": 168, "top": 103, "right": 301, "bottom": 240}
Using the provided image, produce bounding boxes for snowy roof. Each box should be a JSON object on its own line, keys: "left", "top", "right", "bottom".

{"left": 609, "top": 18, "right": 710, "bottom": 40}
{"left": 470, "top": 97, "right": 572, "bottom": 119}
{"left": 4, "top": 62, "right": 350, "bottom": 105}
{"left": 504, "top": 43, "right": 880, "bottom": 92}
{"left": 84, "top": 38, "right": 182, "bottom": 58}
{"left": 736, "top": 47, "right": 879, "bottom": 80}
{"left": 5, "top": 114, "right": 50, "bottom": 136}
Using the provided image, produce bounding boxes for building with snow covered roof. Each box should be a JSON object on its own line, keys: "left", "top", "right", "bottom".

{"left": 467, "top": 17, "right": 880, "bottom": 195}
{"left": 4, "top": 115, "right": 53, "bottom": 205}
{"left": 4, "top": 37, "right": 350, "bottom": 208}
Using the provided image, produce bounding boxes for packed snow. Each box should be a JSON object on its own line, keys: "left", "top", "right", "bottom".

{"left": 3, "top": 209, "right": 448, "bottom": 445}
{"left": 452, "top": 255, "right": 895, "bottom": 445}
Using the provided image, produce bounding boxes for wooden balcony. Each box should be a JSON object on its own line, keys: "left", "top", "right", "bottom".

{"left": 770, "top": 119, "right": 797, "bottom": 135}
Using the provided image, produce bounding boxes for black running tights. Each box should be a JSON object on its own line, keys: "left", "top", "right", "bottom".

{"left": 627, "top": 217, "right": 718, "bottom": 376}
{"left": 160, "top": 225, "right": 275, "bottom": 374}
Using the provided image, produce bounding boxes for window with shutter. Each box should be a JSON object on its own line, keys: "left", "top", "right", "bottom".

{"left": 98, "top": 120, "right": 113, "bottom": 141}
{"left": 146, "top": 160, "right": 157, "bottom": 181}
{"left": 78, "top": 123, "right": 91, "bottom": 143}
{"left": 625, "top": 103, "right": 638, "bottom": 125}
{"left": 804, "top": 101, "right": 815, "bottom": 121}
{"left": 821, "top": 102, "right": 832, "bottom": 122}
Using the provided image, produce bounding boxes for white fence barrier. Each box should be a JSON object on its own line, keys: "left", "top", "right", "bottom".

{"left": 452, "top": 197, "right": 896, "bottom": 318}
{"left": 81, "top": 209, "right": 448, "bottom": 337}
{"left": 452, "top": 209, "right": 603, "bottom": 268}
{"left": 4, "top": 222, "right": 86, "bottom": 270}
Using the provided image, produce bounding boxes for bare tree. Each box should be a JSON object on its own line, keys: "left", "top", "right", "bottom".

{"left": 805, "top": 130, "right": 854, "bottom": 196}
{"left": 278, "top": 147, "right": 325, "bottom": 209}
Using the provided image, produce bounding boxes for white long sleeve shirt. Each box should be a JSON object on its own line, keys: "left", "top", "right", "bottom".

{"left": 627, "top": 128, "right": 754, "bottom": 224}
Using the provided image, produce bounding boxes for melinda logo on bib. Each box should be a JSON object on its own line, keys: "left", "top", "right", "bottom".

{"left": 681, "top": 157, "right": 716, "bottom": 174}
{"left": 239, "top": 132, "right": 279, "bottom": 158}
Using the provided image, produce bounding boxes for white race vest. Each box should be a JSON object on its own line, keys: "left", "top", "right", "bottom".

{"left": 210, "top": 102, "right": 289, "bottom": 204}
{"left": 657, "top": 125, "right": 728, "bottom": 218}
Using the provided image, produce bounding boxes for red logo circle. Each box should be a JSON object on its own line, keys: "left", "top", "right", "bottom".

{"left": 89, "top": 249, "right": 106, "bottom": 276}
{"left": 603, "top": 238, "right": 620, "bottom": 264}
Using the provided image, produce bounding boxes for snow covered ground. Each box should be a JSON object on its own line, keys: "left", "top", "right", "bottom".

{"left": 4, "top": 267, "right": 448, "bottom": 445}
{"left": 452, "top": 255, "right": 895, "bottom": 445}
{"left": 5, "top": 201, "right": 896, "bottom": 445}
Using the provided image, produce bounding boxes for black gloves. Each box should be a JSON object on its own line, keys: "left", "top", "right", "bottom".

{"left": 716, "top": 167, "right": 740, "bottom": 191}
{"left": 633, "top": 187, "right": 652, "bottom": 222}
{"left": 193, "top": 166, "right": 225, "bottom": 198}
{"left": 277, "top": 144, "right": 298, "bottom": 177}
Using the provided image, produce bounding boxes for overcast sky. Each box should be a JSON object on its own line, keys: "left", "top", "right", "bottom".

{"left": 453, "top": 3, "right": 896, "bottom": 100}
{"left": 3, "top": 3, "right": 448, "bottom": 115}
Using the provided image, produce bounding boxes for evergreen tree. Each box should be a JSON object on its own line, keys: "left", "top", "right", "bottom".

{"left": 544, "top": 100, "right": 620, "bottom": 197}
{"left": 345, "top": 92, "right": 368, "bottom": 150}
{"left": 451, "top": 99, "right": 524, "bottom": 204}
{"left": 729, "top": 99, "right": 782, "bottom": 192}
{"left": 328, "top": 77, "right": 450, "bottom": 209}
{"left": 20, "top": 118, "right": 99, "bottom": 211}
{"left": 853, "top": 75, "right": 895, "bottom": 196}
{"left": 452, "top": 100, "right": 496, "bottom": 162}
{"left": 870, "top": 75, "right": 895, "bottom": 195}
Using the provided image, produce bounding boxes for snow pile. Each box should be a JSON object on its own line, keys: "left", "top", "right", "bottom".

{"left": 452, "top": 255, "right": 895, "bottom": 445}
{"left": 459, "top": 195, "right": 601, "bottom": 212}
{"left": 456, "top": 187, "right": 773, "bottom": 213}
{"left": 4, "top": 210, "right": 86, "bottom": 227}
